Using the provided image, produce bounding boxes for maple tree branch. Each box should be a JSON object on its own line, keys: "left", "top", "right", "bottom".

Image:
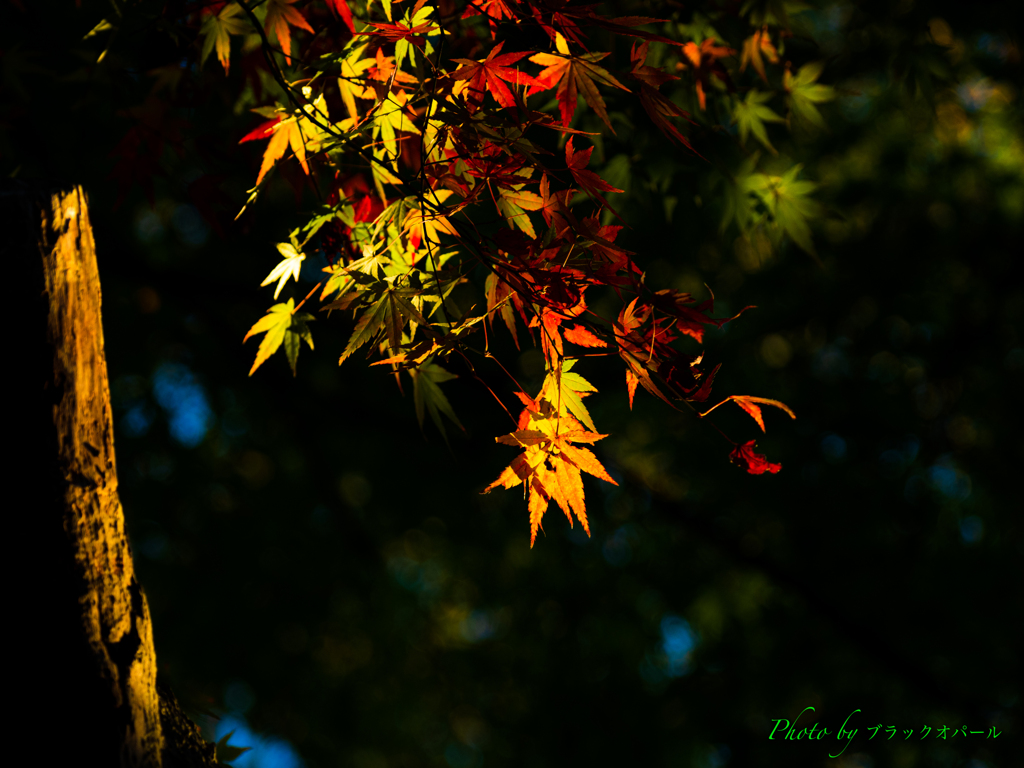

{"left": 238, "top": 0, "right": 407, "bottom": 188}
{"left": 292, "top": 281, "right": 323, "bottom": 314}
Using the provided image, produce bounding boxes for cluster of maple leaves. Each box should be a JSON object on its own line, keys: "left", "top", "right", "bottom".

{"left": 172, "top": 0, "right": 817, "bottom": 545}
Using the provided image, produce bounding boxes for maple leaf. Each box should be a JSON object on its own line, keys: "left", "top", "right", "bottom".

{"left": 565, "top": 137, "right": 624, "bottom": 212}
{"left": 370, "top": 90, "right": 421, "bottom": 166}
{"left": 241, "top": 104, "right": 323, "bottom": 186}
{"left": 451, "top": 41, "right": 538, "bottom": 110}
{"left": 528, "top": 33, "right": 630, "bottom": 132}
{"left": 325, "top": 0, "right": 356, "bottom": 34}
{"left": 243, "top": 298, "right": 315, "bottom": 375}
{"left": 638, "top": 83, "right": 696, "bottom": 150}
{"left": 732, "top": 395, "right": 795, "bottom": 431}
{"left": 563, "top": 323, "right": 606, "bottom": 348}
{"left": 362, "top": 1, "right": 437, "bottom": 70}
{"left": 614, "top": 298, "right": 674, "bottom": 407}
{"left": 648, "top": 287, "right": 739, "bottom": 344}
{"left": 337, "top": 271, "right": 438, "bottom": 363}
{"left": 461, "top": 0, "right": 516, "bottom": 36}
{"left": 337, "top": 50, "right": 375, "bottom": 120}
{"left": 613, "top": 297, "right": 726, "bottom": 408}
{"left": 495, "top": 185, "right": 544, "bottom": 237}
{"left": 339, "top": 291, "right": 390, "bottom": 364}
{"left": 484, "top": 398, "right": 617, "bottom": 547}
{"left": 539, "top": 358, "right": 598, "bottom": 431}
{"left": 485, "top": 271, "right": 523, "bottom": 348}
{"left": 629, "top": 41, "right": 696, "bottom": 151}
{"left": 526, "top": 273, "right": 591, "bottom": 368}
{"left": 264, "top": 0, "right": 314, "bottom": 62}
{"left": 402, "top": 190, "right": 458, "bottom": 253}
{"left": 679, "top": 38, "right": 736, "bottom": 110}
{"left": 739, "top": 27, "right": 779, "bottom": 84}
{"left": 200, "top": 2, "right": 248, "bottom": 74}
{"left": 410, "top": 358, "right": 464, "bottom": 440}
{"left": 729, "top": 440, "right": 782, "bottom": 475}
{"left": 784, "top": 61, "right": 834, "bottom": 129}
{"left": 733, "top": 89, "right": 784, "bottom": 153}
{"left": 745, "top": 164, "right": 821, "bottom": 255}
{"left": 261, "top": 242, "right": 306, "bottom": 299}
{"left": 700, "top": 394, "right": 795, "bottom": 431}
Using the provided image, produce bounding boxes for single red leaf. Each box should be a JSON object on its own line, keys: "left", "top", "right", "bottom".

{"left": 729, "top": 440, "right": 782, "bottom": 475}
{"left": 451, "top": 42, "right": 539, "bottom": 110}
{"left": 565, "top": 137, "right": 623, "bottom": 213}
{"left": 239, "top": 117, "right": 281, "bottom": 143}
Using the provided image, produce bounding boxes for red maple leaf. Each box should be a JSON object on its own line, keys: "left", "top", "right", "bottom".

{"left": 629, "top": 42, "right": 697, "bottom": 151}
{"left": 565, "top": 137, "right": 623, "bottom": 212}
{"left": 325, "top": 0, "right": 355, "bottom": 34}
{"left": 461, "top": 0, "right": 516, "bottom": 36}
{"left": 729, "top": 440, "right": 782, "bottom": 475}
{"left": 451, "top": 41, "right": 539, "bottom": 110}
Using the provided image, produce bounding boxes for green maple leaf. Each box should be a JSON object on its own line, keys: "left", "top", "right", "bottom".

{"left": 244, "top": 299, "right": 315, "bottom": 376}
{"left": 720, "top": 153, "right": 764, "bottom": 233}
{"left": 200, "top": 3, "right": 247, "bottom": 74}
{"left": 339, "top": 292, "right": 389, "bottom": 364}
{"left": 747, "top": 164, "right": 821, "bottom": 255}
{"left": 540, "top": 358, "right": 598, "bottom": 432}
{"left": 784, "top": 61, "right": 834, "bottom": 129}
{"left": 411, "top": 358, "right": 464, "bottom": 441}
{"left": 734, "top": 90, "right": 785, "bottom": 153}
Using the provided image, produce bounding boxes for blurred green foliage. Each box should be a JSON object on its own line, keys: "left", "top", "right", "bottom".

{"left": 3, "top": 1, "right": 1022, "bottom": 767}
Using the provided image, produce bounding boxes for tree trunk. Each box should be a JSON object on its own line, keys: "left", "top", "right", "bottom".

{"left": 6, "top": 182, "right": 217, "bottom": 767}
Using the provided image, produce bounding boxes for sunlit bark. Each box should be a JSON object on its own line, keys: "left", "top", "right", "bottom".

{"left": 5, "top": 183, "right": 216, "bottom": 767}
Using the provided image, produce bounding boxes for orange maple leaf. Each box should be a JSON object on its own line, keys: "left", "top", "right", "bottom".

{"left": 699, "top": 395, "right": 796, "bottom": 432}
{"left": 264, "top": 0, "right": 314, "bottom": 62}
{"left": 740, "top": 27, "right": 780, "bottom": 84}
{"left": 679, "top": 38, "right": 735, "bottom": 110}
{"left": 484, "top": 403, "right": 617, "bottom": 547}
{"left": 563, "top": 323, "right": 606, "bottom": 347}
{"left": 528, "top": 33, "right": 630, "bottom": 132}
{"left": 241, "top": 115, "right": 309, "bottom": 186}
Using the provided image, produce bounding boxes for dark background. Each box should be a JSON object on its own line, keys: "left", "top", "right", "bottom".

{"left": 4, "top": 1, "right": 1022, "bottom": 766}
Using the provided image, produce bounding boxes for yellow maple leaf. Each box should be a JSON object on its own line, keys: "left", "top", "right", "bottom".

{"left": 371, "top": 89, "right": 421, "bottom": 166}
{"left": 260, "top": 242, "right": 306, "bottom": 299}
{"left": 252, "top": 96, "right": 327, "bottom": 186}
{"left": 338, "top": 52, "right": 375, "bottom": 120}
{"left": 402, "top": 189, "right": 458, "bottom": 257}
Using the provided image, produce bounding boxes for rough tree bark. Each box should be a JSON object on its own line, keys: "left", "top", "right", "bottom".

{"left": 6, "top": 182, "right": 217, "bottom": 767}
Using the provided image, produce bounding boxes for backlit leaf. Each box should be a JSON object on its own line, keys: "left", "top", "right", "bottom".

{"left": 243, "top": 299, "right": 315, "bottom": 376}
{"left": 411, "top": 359, "right": 464, "bottom": 440}
{"left": 200, "top": 3, "right": 248, "bottom": 74}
